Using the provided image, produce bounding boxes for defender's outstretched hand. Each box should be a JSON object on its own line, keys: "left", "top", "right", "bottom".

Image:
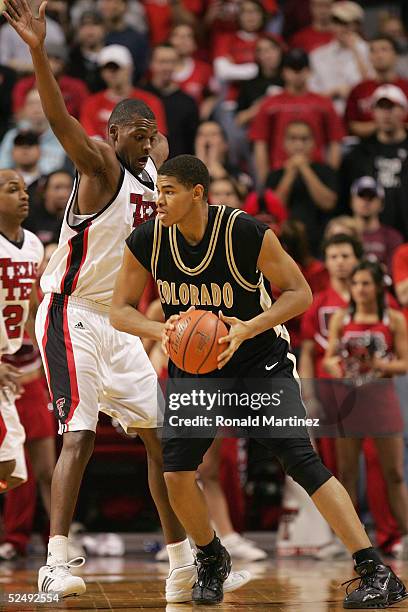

{"left": 3, "top": 0, "right": 47, "bottom": 48}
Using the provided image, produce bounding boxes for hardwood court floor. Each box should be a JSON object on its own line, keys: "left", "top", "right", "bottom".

{"left": 1, "top": 556, "right": 408, "bottom": 611}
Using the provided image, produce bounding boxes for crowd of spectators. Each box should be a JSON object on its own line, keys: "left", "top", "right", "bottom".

{"left": 2, "top": 0, "right": 408, "bottom": 555}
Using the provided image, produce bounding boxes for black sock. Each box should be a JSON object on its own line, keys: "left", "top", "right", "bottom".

{"left": 353, "top": 547, "right": 383, "bottom": 566}
{"left": 197, "top": 533, "right": 222, "bottom": 557}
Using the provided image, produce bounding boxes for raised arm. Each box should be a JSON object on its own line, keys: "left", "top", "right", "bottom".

{"left": 3, "top": 0, "right": 116, "bottom": 179}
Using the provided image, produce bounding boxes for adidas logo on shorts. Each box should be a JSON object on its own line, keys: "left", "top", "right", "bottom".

{"left": 74, "top": 321, "right": 85, "bottom": 329}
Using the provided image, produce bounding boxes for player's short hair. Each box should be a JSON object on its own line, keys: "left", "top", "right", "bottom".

{"left": 158, "top": 155, "right": 210, "bottom": 198}
{"left": 322, "top": 233, "right": 364, "bottom": 260}
{"left": 108, "top": 99, "right": 156, "bottom": 129}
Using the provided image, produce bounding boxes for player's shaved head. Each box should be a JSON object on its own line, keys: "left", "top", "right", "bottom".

{"left": 108, "top": 98, "right": 156, "bottom": 129}
{"left": 158, "top": 155, "right": 210, "bottom": 198}
{"left": 0, "top": 169, "right": 22, "bottom": 187}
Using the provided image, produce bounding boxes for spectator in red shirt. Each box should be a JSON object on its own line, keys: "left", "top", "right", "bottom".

{"left": 345, "top": 35, "right": 408, "bottom": 138}
{"left": 169, "top": 23, "right": 213, "bottom": 108}
{"left": 249, "top": 48, "right": 344, "bottom": 185}
{"left": 80, "top": 45, "right": 167, "bottom": 139}
{"left": 350, "top": 176, "right": 403, "bottom": 271}
{"left": 290, "top": 0, "right": 335, "bottom": 54}
{"left": 236, "top": 34, "right": 284, "bottom": 128}
{"left": 143, "top": 0, "right": 204, "bottom": 47}
{"left": 13, "top": 42, "right": 89, "bottom": 120}
{"left": 213, "top": 0, "right": 265, "bottom": 103}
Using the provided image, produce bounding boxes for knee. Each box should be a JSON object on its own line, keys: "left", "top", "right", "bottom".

{"left": 280, "top": 442, "right": 332, "bottom": 496}
{"left": 197, "top": 461, "right": 218, "bottom": 486}
{"left": 139, "top": 430, "right": 163, "bottom": 465}
{"left": 164, "top": 471, "right": 195, "bottom": 497}
{"left": 62, "top": 430, "right": 95, "bottom": 463}
{"left": 0, "top": 459, "right": 16, "bottom": 482}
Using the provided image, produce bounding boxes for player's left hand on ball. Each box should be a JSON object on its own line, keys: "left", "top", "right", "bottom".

{"left": 161, "top": 315, "right": 179, "bottom": 356}
{"left": 217, "top": 311, "right": 250, "bottom": 369}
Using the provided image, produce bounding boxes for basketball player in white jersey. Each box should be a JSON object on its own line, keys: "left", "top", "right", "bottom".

{"left": 3, "top": 0, "right": 249, "bottom": 601}
{"left": 0, "top": 169, "right": 44, "bottom": 493}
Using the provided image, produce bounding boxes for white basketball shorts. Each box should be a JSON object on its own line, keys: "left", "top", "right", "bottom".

{"left": 36, "top": 293, "right": 161, "bottom": 434}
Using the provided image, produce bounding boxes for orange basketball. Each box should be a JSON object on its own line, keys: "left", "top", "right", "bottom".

{"left": 168, "top": 310, "right": 228, "bottom": 374}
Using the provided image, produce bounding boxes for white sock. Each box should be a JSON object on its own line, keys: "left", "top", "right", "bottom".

{"left": 47, "top": 535, "right": 68, "bottom": 565}
{"left": 167, "top": 538, "right": 194, "bottom": 571}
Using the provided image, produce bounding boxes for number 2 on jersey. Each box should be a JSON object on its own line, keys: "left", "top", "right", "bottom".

{"left": 3, "top": 305, "right": 24, "bottom": 339}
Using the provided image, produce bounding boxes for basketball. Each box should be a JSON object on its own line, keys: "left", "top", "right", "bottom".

{"left": 168, "top": 309, "right": 228, "bottom": 374}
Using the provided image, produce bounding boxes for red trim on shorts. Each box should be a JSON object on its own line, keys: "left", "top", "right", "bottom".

{"left": 62, "top": 296, "right": 80, "bottom": 428}
{"left": 0, "top": 411, "right": 7, "bottom": 446}
{"left": 59, "top": 239, "right": 73, "bottom": 293}
{"left": 41, "top": 296, "right": 54, "bottom": 402}
{"left": 71, "top": 225, "right": 90, "bottom": 292}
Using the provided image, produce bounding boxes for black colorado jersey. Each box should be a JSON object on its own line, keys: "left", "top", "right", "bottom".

{"left": 126, "top": 205, "right": 291, "bottom": 371}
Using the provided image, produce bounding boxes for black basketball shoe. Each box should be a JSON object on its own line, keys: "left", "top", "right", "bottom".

{"left": 343, "top": 559, "right": 408, "bottom": 608}
{"left": 192, "top": 540, "right": 232, "bottom": 604}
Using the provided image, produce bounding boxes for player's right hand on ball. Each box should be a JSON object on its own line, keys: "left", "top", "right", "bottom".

{"left": 3, "top": 0, "right": 47, "bottom": 49}
{"left": 0, "top": 363, "right": 22, "bottom": 396}
{"left": 161, "top": 306, "right": 195, "bottom": 356}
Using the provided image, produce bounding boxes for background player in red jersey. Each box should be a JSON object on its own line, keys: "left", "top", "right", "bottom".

{"left": 324, "top": 260, "right": 408, "bottom": 557}
{"left": 0, "top": 169, "right": 44, "bottom": 493}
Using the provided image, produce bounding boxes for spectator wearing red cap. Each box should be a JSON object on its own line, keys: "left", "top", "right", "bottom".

{"left": 309, "top": 1, "right": 373, "bottom": 114}
{"left": 340, "top": 84, "right": 408, "bottom": 237}
{"left": 265, "top": 119, "right": 337, "bottom": 256}
{"left": 80, "top": 45, "right": 167, "bottom": 139}
{"left": 350, "top": 176, "right": 403, "bottom": 270}
{"left": 346, "top": 36, "right": 408, "bottom": 138}
{"left": 236, "top": 34, "right": 283, "bottom": 128}
{"left": 249, "top": 48, "right": 344, "bottom": 186}
{"left": 169, "top": 24, "right": 213, "bottom": 108}
{"left": 290, "top": 0, "right": 335, "bottom": 53}
{"left": 13, "top": 42, "right": 89, "bottom": 120}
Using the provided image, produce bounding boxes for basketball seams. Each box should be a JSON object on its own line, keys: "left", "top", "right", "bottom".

{"left": 181, "top": 311, "right": 208, "bottom": 372}
{"left": 197, "top": 315, "right": 220, "bottom": 374}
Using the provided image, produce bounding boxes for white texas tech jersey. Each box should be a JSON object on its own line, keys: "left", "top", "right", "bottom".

{"left": 0, "top": 230, "right": 44, "bottom": 355}
{"left": 41, "top": 158, "right": 157, "bottom": 306}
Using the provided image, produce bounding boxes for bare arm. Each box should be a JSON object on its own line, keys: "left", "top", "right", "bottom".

{"left": 299, "top": 339, "right": 316, "bottom": 379}
{"left": 395, "top": 278, "right": 408, "bottom": 307}
{"left": 298, "top": 162, "right": 337, "bottom": 211}
{"left": 373, "top": 310, "right": 408, "bottom": 375}
{"left": 322, "top": 309, "right": 344, "bottom": 378}
{"left": 217, "top": 229, "right": 313, "bottom": 367}
{"left": 25, "top": 286, "right": 39, "bottom": 349}
{"left": 3, "top": 1, "right": 117, "bottom": 181}
{"left": 150, "top": 133, "right": 169, "bottom": 170}
{"left": 110, "top": 246, "right": 164, "bottom": 342}
{"left": 273, "top": 165, "right": 297, "bottom": 204}
{"left": 253, "top": 141, "right": 270, "bottom": 187}
{"left": 327, "top": 141, "right": 342, "bottom": 169}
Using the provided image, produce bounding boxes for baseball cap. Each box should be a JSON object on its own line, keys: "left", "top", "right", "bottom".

{"left": 331, "top": 1, "right": 364, "bottom": 23}
{"left": 13, "top": 130, "right": 40, "bottom": 147}
{"left": 371, "top": 84, "right": 408, "bottom": 109}
{"left": 98, "top": 45, "right": 133, "bottom": 69}
{"left": 282, "top": 48, "right": 309, "bottom": 71}
{"left": 46, "top": 42, "right": 68, "bottom": 63}
{"left": 351, "top": 176, "right": 384, "bottom": 199}
{"left": 79, "top": 10, "right": 103, "bottom": 26}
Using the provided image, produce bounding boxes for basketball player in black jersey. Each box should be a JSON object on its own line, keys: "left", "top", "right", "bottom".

{"left": 111, "top": 156, "right": 407, "bottom": 608}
